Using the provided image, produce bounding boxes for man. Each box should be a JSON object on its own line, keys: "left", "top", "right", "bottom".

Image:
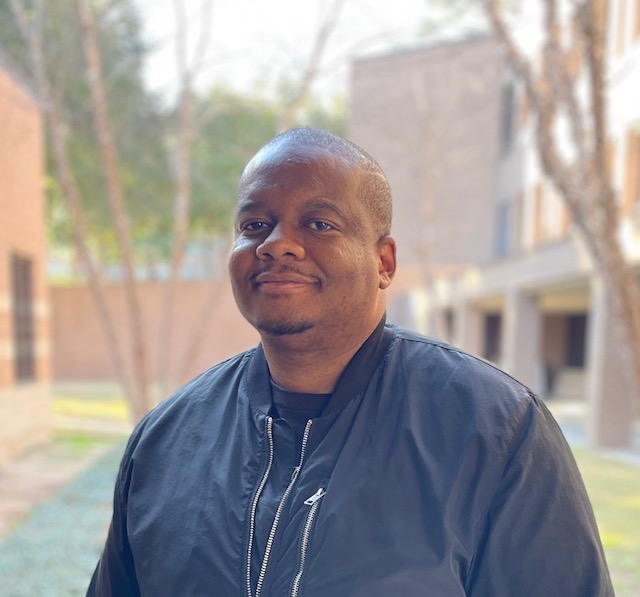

{"left": 88, "top": 128, "right": 613, "bottom": 596}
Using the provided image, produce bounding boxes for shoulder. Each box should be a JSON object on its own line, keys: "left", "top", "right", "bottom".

{"left": 383, "top": 324, "right": 538, "bottom": 439}
{"left": 125, "top": 348, "right": 257, "bottom": 452}
{"left": 157, "top": 348, "right": 254, "bottom": 414}
{"left": 382, "top": 325, "right": 577, "bottom": 501}
{"left": 385, "top": 324, "right": 530, "bottom": 396}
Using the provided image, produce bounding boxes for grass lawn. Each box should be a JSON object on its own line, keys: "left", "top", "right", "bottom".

{"left": 53, "top": 383, "right": 131, "bottom": 422}
{"left": 573, "top": 448, "right": 640, "bottom": 595}
{"left": 52, "top": 429, "right": 118, "bottom": 455}
{"left": 53, "top": 396, "right": 130, "bottom": 421}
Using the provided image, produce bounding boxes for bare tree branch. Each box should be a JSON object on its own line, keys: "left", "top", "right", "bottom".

{"left": 172, "top": 245, "right": 229, "bottom": 388}
{"left": 190, "top": 0, "right": 215, "bottom": 80}
{"left": 157, "top": 0, "right": 215, "bottom": 396}
{"left": 483, "top": 0, "right": 640, "bottom": 445}
{"left": 483, "top": 0, "right": 594, "bottom": 249}
{"left": 278, "top": 0, "right": 348, "bottom": 131}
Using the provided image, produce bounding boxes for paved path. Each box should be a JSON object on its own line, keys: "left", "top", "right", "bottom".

{"left": 0, "top": 438, "right": 117, "bottom": 540}
{"left": 0, "top": 439, "right": 125, "bottom": 597}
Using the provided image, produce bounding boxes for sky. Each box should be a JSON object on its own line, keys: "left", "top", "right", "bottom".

{"left": 134, "top": 0, "right": 438, "bottom": 104}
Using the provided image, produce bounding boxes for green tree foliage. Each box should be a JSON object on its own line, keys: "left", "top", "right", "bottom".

{"left": 0, "top": 1, "right": 347, "bottom": 276}
{"left": 188, "top": 86, "right": 346, "bottom": 239}
{"left": 419, "top": 0, "right": 522, "bottom": 38}
{"left": 0, "top": 0, "right": 171, "bottom": 266}
{"left": 188, "top": 87, "right": 279, "bottom": 238}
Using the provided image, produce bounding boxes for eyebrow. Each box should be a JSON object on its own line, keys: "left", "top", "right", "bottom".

{"left": 235, "top": 197, "right": 344, "bottom": 218}
{"left": 234, "top": 199, "right": 264, "bottom": 218}
{"left": 303, "top": 198, "right": 344, "bottom": 217}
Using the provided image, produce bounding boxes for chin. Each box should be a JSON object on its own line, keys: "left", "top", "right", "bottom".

{"left": 256, "top": 319, "right": 314, "bottom": 336}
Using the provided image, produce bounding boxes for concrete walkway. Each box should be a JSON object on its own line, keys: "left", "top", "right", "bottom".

{"left": 0, "top": 439, "right": 115, "bottom": 540}
{"left": 0, "top": 414, "right": 131, "bottom": 541}
{"left": 0, "top": 440, "right": 125, "bottom": 596}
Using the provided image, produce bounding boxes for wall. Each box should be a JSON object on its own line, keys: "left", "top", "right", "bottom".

{"left": 350, "top": 36, "right": 504, "bottom": 269}
{"left": 51, "top": 279, "right": 259, "bottom": 391}
{"left": 0, "top": 61, "right": 51, "bottom": 465}
{"left": 51, "top": 277, "right": 412, "bottom": 394}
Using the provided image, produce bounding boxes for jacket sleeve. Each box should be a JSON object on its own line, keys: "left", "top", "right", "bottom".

{"left": 86, "top": 439, "right": 141, "bottom": 597}
{"left": 464, "top": 392, "right": 614, "bottom": 596}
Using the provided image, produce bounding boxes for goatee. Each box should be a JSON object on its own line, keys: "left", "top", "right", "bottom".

{"left": 257, "top": 320, "right": 314, "bottom": 336}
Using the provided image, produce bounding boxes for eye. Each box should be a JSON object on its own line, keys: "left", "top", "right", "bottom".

{"left": 308, "top": 221, "right": 333, "bottom": 232}
{"left": 239, "top": 220, "right": 270, "bottom": 233}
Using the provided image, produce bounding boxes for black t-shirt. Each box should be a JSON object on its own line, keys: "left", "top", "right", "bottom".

{"left": 271, "top": 382, "right": 331, "bottom": 445}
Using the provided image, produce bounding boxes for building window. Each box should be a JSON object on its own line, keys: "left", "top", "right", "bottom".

{"left": 625, "top": 131, "right": 640, "bottom": 214}
{"left": 500, "top": 82, "right": 515, "bottom": 154}
{"left": 566, "top": 314, "right": 587, "bottom": 368}
{"left": 11, "top": 254, "right": 36, "bottom": 382}
{"left": 443, "top": 309, "right": 455, "bottom": 344}
{"left": 495, "top": 201, "right": 513, "bottom": 258}
{"left": 532, "top": 181, "right": 569, "bottom": 244}
{"left": 484, "top": 313, "right": 502, "bottom": 364}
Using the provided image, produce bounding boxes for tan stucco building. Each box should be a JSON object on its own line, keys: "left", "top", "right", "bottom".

{"left": 350, "top": 9, "right": 640, "bottom": 448}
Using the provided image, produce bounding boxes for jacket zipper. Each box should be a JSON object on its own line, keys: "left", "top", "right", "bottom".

{"left": 251, "top": 419, "right": 314, "bottom": 597}
{"left": 246, "top": 417, "right": 275, "bottom": 597}
{"left": 290, "top": 487, "right": 327, "bottom": 597}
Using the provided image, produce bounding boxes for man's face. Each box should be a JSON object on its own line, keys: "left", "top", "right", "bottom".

{"left": 228, "top": 143, "right": 395, "bottom": 347}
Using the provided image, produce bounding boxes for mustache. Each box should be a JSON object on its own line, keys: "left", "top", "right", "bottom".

{"left": 249, "top": 265, "right": 320, "bottom": 284}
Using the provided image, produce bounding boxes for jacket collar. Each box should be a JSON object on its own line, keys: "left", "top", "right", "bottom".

{"left": 245, "top": 317, "right": 395, "bottom": 418}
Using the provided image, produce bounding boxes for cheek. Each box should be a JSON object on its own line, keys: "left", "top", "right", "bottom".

{"left": 228, "top": 238, "right": 256, "bottom": 277}
{"left": 231, "top": 236, "right": 257, "bottom": 253}
{"left": 336, "top": 250, "right": 380, "bottom": 289}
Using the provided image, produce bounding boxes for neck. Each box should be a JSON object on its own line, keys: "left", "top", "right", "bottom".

{"left": 261, "top": 321, "right": 380, "bottom": 393}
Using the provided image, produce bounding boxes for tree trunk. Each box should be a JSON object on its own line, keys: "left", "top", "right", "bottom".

{"left": 277, "top": 0, "right": 348, "bottom": 132}
{"left": 76, "top": 0, "right": 151, "bottom": 420}
{"left": 8, "top": 0, "right": 135, "bottom": 407}
{"left": 157, "top": 0, "right": 214, "bottom": 398}
{"left": 483, "top": 0, "right": 640, "bottom": 446}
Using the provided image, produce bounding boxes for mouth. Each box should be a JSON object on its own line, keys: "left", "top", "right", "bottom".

{"left": 252, "top": 269, "right": 319, "bottom": 291}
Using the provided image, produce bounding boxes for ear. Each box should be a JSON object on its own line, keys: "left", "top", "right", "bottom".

{"left": 377, "top": 236, "right": 397, "bottom": 290}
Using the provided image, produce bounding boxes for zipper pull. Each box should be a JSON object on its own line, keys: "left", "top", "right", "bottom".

{"left": 304, "top": 488, "right": 326, "bottom": 506}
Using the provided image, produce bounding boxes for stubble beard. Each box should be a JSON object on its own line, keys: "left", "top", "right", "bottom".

{"left": 256, "top": 319, "right": 314, "bottom": 336}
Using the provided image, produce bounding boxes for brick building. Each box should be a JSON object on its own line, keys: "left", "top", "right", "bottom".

{"left": 0, "top": 54, "right": 51, "bottom": 465}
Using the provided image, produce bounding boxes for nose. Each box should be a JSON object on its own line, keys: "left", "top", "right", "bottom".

{"left": 256, "top": 223, "right": 305, "bottom": 261}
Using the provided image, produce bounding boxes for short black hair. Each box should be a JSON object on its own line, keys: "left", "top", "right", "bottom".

{"left": 244, "top": 127, "right": 393, "bottom": 238}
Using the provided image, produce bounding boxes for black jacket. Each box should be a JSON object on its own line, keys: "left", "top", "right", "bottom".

{"left": 88, "top": 324, "right": 613, "bottom": 596}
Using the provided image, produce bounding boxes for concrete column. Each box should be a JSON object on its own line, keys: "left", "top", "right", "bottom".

{"left": 502, "top": 287, "right": 542, "bottom": 391}
{"left": 424, "top": 306, "right": 450, "bottom": 343}
{"left": 423, "top": 305, "right": 440, "bottom": 340}
{"left": 454, "top": 300, "right": 483, "bottom": 357}
{"left": 387, "top": 292, "right": 418, "bottom": 331}
{"left": 586, "top": 277, "right": 635, "bottom": 448}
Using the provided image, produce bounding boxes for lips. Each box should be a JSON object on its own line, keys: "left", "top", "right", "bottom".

{"left": 252, "top": 269, "right": 319, "bottom": 288}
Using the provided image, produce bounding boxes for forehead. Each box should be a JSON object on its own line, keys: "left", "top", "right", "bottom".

{"left": 237, "top": 144, "right": 361, "bottom": 204}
